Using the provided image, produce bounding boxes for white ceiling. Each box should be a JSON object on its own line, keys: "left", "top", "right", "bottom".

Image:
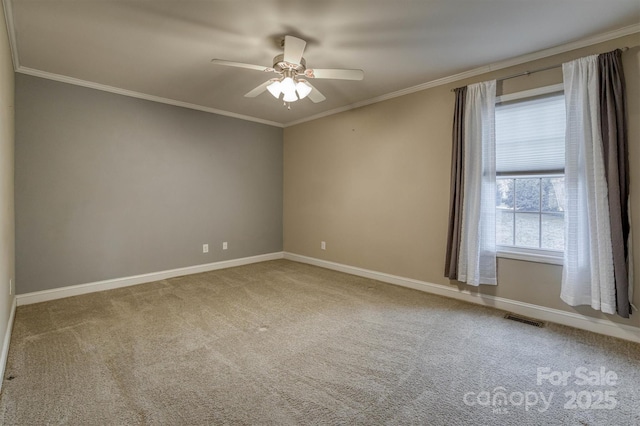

{"left": 6, "top": 0, "right": 640, "bottom": 126}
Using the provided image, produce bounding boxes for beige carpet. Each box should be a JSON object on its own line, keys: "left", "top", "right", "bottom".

{"left": 0, "top": 259, "right": 638, "bottom": 425}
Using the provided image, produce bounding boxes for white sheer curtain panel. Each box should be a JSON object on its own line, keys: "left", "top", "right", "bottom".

{"left": 561, "top": 55, "right": 616, "bottom": 314}
{"left": 457, "top": 80, "right": 497, "bottom": 286}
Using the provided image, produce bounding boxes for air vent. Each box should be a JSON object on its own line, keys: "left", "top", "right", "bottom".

{"left": 504, "top": 313, "right": 545, "bottom": 327}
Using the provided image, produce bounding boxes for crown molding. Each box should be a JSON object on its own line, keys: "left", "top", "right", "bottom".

{"left": 4, "top": 0, "right": 638, "bottom": 129}
{"left": 283, "top": 23, "right": 640, "bottom": 127}
{"left": 17, "top": 66, "right": 284, "bottom": 127}
{"left": 1, "top": 0, "right": 19, "bottom": 70}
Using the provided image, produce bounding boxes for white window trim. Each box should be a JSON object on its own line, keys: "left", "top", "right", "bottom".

{"left": 496, "top": 83, "right": 566, "bottom": 266}
{"left": 497, "top": 246, "right": 563, "bottom": 265}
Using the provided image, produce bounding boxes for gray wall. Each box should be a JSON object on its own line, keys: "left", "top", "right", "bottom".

{"left": 16, "top": 74, "right": 283, "bottom": 294}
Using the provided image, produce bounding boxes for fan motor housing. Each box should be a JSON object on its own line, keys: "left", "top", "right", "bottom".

{"left": 272, "top": 54, "right": 306, "bottom": 73}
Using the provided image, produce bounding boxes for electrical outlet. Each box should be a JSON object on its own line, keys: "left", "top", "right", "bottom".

{"left": 321, "top": 241, "right": 326, "bottom": 250}
{"left": 223, "top": 242, "right": 228, "bottom": 250}
{"left": 203, "top": 244, "right": 209, "bottom": 253}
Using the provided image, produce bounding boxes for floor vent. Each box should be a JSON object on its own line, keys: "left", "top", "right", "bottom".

{"left": 504, "top": 313, "right": 545, "bottom": 328}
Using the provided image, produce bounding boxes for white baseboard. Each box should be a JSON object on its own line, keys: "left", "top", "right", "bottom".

{"left": 16, "top": 252, "right": 284, "bottom": 306}
{"left": 13, "top": 251, "right": 639, "bottom": 343}
{"left": 0, "top": 296, "right": 17, "bottom": 392}
{"left": 284, "top": 252, "right": 640, "bottom": 344}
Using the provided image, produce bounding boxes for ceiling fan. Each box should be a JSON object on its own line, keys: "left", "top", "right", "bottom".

{"left": 211, "top": 36, "right": 364, "bottom": 107}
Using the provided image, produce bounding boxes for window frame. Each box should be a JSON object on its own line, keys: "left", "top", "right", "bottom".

{"left": 495, "top": 84, "right": 565, "bottom": 265}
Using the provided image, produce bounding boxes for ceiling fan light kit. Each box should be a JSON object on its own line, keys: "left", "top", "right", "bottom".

{"left": 266, "top": 69, "right": 313, "bottom": 105}
{"left": 211, "top": 35, "right": 364, "bottom": 109}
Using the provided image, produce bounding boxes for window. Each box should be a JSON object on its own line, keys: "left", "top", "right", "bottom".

{"left": 496, "top": 176, "right": 565, "bottom": 250}
{"left": 495, "top": 87, "right": 566, "bottom": 263}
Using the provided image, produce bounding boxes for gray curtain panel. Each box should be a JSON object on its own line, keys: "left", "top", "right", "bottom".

{"left": 598, "top": 49, "right": 631, "bottom": 318}
{"left": 444, "top": 87, "right": 467, "bottom": 280}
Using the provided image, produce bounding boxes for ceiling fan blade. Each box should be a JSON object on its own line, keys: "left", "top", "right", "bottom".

{"left": 211, "top": 59, "right": 272, "bottom": 72}
{"left": 305, "top": 68, "right": 364, "bottom": 80}
{"left": 244, "top": 80, "right": 272, "bottom": 98}
{"left": 303, "top": 81, "right": 326, "bottom": 103}
{"left": 283, "top": 36, "right": 306, "bottom": 65}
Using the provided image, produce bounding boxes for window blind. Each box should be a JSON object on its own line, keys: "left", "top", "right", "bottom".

{"left": 496, "top": 93, "right": 565, "bottom": 175}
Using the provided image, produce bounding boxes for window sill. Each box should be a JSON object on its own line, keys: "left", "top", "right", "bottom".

{"left": 497, "top": 248, "right": 563, "bottom": 266}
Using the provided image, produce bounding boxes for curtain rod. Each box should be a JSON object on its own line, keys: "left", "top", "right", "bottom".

{"left": 450, "top": 46, "right": 630, "bottom": 92}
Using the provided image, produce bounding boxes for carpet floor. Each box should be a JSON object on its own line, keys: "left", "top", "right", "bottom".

{"left": 0, "top": 259, "right": 638, "bottom": 425}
